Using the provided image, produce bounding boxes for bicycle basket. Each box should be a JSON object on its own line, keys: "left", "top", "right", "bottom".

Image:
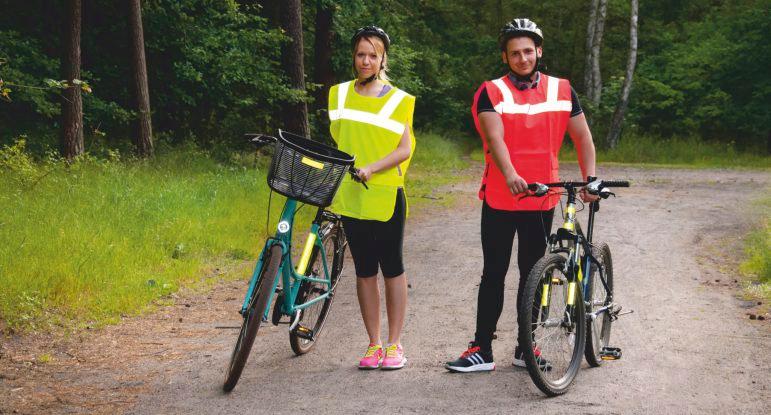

{"left": 267, "top": 130, "right": 354, "bottom": 207}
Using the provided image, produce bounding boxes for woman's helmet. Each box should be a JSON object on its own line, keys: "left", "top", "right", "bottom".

{"left": 498, "top": 18, "right": 543, "bottom": 50}
{"left": 351, "top": 25, "right": 391, "bottom": 52}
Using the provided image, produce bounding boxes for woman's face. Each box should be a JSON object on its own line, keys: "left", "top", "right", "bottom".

{"left": 354, "top": 37, "right": 383, "bottom": 79}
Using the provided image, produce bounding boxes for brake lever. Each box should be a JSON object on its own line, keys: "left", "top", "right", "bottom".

{"left": 599, "top": 188, "right": 615, "bottom": 199}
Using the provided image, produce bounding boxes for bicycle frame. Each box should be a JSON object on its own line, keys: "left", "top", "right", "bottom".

{"left": 543, "top": 185, "right": 611, "bottom": 315}
{"left": 240, "top": 197, "right": 337, "bottom": 322}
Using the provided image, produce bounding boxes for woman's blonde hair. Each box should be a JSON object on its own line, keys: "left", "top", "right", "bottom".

{"left": 352, "top": 36, "right": 390, "bottom": 82}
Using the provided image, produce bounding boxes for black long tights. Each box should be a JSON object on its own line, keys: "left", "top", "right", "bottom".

{"left": 474, "top": 202, "right": 554, "bottom": 354}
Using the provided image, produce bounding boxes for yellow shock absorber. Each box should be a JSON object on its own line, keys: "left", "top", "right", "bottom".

{"left": 541, "top": 283, "right": 551, "bottom": 307}
{"left": 296, "top": 233, "right": 317, "bottom": 275}
{"left": 567, "top": 282, "right": 577, "bottom": 305}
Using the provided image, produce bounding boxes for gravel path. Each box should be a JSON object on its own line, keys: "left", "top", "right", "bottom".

{"left": 2, "top": 164, "right": 769, "bottom": 414}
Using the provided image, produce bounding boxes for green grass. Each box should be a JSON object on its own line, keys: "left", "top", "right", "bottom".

{"left": 560, "top": 135, "right": 771, "bottom": 168}
{"left": 0, "top": 132, "right": 470, "bottom": 333}
{"left": 740, "top": 194, "right": 771, "bottom": 304}
{"left": 408, "top": 131, "right": 472, "bottom": 207}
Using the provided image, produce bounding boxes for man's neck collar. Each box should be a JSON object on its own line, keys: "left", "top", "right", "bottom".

{"left": 508, "top": 71, "right": 540, "bottom": 90}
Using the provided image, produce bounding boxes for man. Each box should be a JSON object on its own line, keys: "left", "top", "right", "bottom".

{"left": 446, "top": 18, "right": 598, "bottom": 372}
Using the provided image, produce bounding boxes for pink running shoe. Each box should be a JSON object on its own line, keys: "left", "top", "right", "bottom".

{"left": 358, "top": 344, "right": 383, "bottom": 370}
{"left": 381, "top": 344, "right": 406, "bottom": 370}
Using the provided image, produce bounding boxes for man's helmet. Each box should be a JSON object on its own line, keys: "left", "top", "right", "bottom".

{"left": 351, "top": 25, "right": 391, "bottom": 52}
{"left": 499, "top": 18, "right": 543, "bottom": 50}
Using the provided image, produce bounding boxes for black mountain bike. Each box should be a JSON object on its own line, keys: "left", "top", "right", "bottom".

{"left": 517, "top": 178, "right": 630, "bottom": 396}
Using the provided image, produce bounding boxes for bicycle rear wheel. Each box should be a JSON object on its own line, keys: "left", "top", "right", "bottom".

{"left": 223, "top": 244, "right": 282, "bottom": 392}
{"left": 290, "top": 222, "right": 345, "bottom": 355}
{"left": 584, "top": 242, "right": 614, "bottom": 367}
{"left": 518, "top": 253, "right": 586, "bottom": 397}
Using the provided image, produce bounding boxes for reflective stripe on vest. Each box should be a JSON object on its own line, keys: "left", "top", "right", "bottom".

{"left": 328, "top": 81, "right": 408, "bottom": 135}
{"left": 490, "top": 76, "right": 572, "bottom": 115}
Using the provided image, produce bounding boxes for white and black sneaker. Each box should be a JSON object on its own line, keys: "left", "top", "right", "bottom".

{"left": 513, "top": 345, "right": 552, "bottom": 371}
{"left": 445, "top": 342, "right": 495, "bottom": 373}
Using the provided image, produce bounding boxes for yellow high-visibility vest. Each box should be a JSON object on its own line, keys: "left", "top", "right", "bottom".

{"left": 328, "top": 80, "right": 416, "bottom": 221}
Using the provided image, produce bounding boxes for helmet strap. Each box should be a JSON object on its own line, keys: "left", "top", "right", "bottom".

{"left": 359, "top": 73, "right": 378, "bottom": 86}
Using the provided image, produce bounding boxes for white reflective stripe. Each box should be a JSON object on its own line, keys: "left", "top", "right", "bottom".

{"left": 494, "top": 100, "right": 572, "bottom": 115}
{"left": 491, "top": 78, "right": 514, "bottom": 113}
{"left": 328, "top": 108, "right": 405, "bottom": 134}
{"left": 490, "top": 75, "right": 571, "bottom": 115}
{"left": 378, "top": 89, "right": 407, "bottom": 118}
{"left": 546, "top": 75, "right": 559, "bottom": 103}
{"left": 336, "top": 81, "right": 352, "bottom": 112}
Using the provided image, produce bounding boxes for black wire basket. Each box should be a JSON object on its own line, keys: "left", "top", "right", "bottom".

{"left": 267, "top": 130, "right": 355, "bottom": 207}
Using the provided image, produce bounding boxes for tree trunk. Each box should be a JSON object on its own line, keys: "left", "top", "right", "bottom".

{"left": 584, "top": 0, "right": 599, "bottom": 94}
{"left": 590, "top": 0, "right": 608, "bottom": 105}
{"left": 60, "top": 0, "right": 84, "bottom": 159}
{"left": 279, "top": 0, "right": 309, "bottom": 137}
{"left": 313, "top": 0, "right": 334, "bottom": 112}
{"left": 606, "top": 0, "right": 639, "bottom": 149}
{"left": 128, "top": 0, "right": 153, "bottom": 157}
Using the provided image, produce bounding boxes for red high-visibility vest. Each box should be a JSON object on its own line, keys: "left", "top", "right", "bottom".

{"left": 472, "top": 74, "right": 572, "bottom": 211}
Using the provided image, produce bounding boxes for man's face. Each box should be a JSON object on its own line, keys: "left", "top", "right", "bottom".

{"left": 501, "top": 36, "right": 542, "bottom": 77}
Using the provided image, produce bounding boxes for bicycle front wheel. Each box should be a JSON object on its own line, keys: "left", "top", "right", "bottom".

{"left": 223, "top": 244, "right": 282, "bottom": 392}
{"left": 585, "top": 242, "right": 614, "bottom": 367}
{"left": 290, "top": 222, "right": 345, "bottom": 355}
{"left": 518, "top": 253, "right": 586, "bottom": 397}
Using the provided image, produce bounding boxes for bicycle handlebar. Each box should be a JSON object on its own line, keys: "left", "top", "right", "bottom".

{"left": 527, "top": 179, "right": 630, "bottom": 197}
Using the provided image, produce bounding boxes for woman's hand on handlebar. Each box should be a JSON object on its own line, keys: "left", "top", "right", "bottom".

{"left": 356, "top": 165, "right": 373, "bottom": 182}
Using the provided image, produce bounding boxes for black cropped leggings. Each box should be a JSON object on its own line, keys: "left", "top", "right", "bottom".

{"left": 474, "top": 202, "right": 554, "bottom": 353}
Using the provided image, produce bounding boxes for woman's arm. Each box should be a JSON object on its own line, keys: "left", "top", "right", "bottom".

{"left": 357, "top": 125, "right": 412, "bottom": 182}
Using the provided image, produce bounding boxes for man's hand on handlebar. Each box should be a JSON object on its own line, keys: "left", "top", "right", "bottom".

{"left": 506, "top": 172, "right": 529, "bottom": 195}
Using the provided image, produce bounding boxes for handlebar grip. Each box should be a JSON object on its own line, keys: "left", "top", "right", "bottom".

{"left": 245, "top": 133, "right": 276, "bottom": 147}
{"left": 601, "top": 180, "right": 630, "bottom": 188}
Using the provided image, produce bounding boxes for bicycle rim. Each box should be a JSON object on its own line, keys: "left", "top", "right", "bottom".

{"left": 520, "top": 254, "right": 586, "bottom": 396}
{"left": 585, "top": 242, "right": 613, "bottom": 367}
{"left": 290, "top": 225, "right": 343, "bottom": 355}
{"left": 223, "top": 244, "right": 281, "bottom": 392}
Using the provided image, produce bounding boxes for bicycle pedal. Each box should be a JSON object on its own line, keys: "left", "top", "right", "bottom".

{"left": 599, "top": 346, "right": 622, "bottom": 360}
{"left": 292, "top": 325, "right": 315, "bottom": 341}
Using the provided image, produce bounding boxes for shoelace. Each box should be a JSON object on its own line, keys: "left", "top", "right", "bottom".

{"left": 385, "top": 344, "right": 400, "bottom": 358}
{"left": 461, "top": 346, "right": 480, "bottom": 358}
{"left": 364, "top": 345, "right": 382, "bottom": 358}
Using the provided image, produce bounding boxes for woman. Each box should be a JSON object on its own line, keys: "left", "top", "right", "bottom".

{"left": 327, "top": 26, "right": 416, "bottom": 370}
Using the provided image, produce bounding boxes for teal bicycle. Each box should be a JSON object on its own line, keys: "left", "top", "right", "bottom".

{"left": 223, "top": 130, "right": 364, "bottom": 392}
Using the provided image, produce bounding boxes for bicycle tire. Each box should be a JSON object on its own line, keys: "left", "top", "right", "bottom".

{"left": 289, "top": 223, "right": 345, "bottom": 355}
{"left": 518, "top": 253, "right": 586, "bottom": 397}
{"left": 584, "top": 242, "right": 614, "bottom": 367}
{"left": 223, "top": 244, "right": 282, "bottom": 392}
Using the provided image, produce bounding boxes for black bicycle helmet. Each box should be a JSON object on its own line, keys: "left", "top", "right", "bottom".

{"left": 351, "top": 25, "right": 391, "bottom": 52}
{"left": 499, "top": 18, "right": 543, "bottom": 50}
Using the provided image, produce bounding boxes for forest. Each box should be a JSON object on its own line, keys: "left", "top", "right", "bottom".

{"left": 1, "top": 0, "right": 768, "bottom": 158}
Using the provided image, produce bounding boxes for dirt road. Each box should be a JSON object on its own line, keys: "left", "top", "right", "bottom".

{"left": 2, "top": 165, "right": 770, "bottom": 414}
